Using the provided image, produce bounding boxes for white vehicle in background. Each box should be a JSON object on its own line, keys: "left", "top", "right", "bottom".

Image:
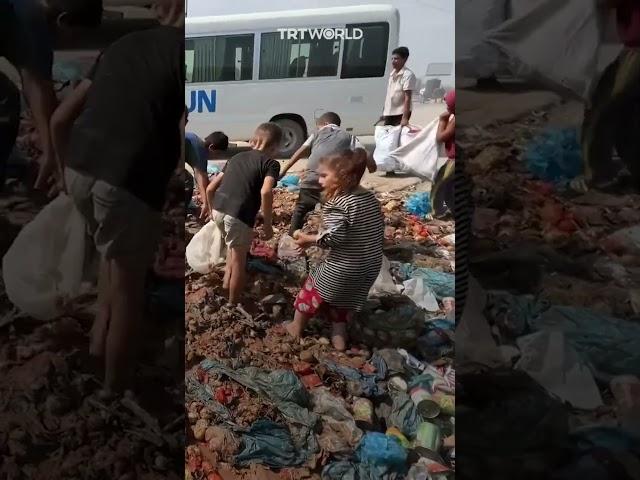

{"left": 185, "top": 5, "right": 399, "bottom": 156}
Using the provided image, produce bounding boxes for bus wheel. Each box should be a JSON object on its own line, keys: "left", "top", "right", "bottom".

{"left": 274, "top": 118, "right": 305, "bottom": 158}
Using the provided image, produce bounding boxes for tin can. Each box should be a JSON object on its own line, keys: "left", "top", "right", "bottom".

{"left": 432, "top": 393, "right": 455, "bottom": 416}
{"left": 415, "top": 422, "right": 442, "bottom": 451}
{"left": 410, "top": 387, "right": 441, "bottom": 419}
{"left": 352, "top": 398, "right": 374, "bottom": 424}
{"left": 386, "top": 427, "right": 410, "bottom": 448}
{"left": 388, "top": 376, "right": 408, "bottom": 393}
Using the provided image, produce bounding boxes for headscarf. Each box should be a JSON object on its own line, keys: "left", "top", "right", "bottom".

{"left": 445, "top": 90, "right": 455, "bottom": 114}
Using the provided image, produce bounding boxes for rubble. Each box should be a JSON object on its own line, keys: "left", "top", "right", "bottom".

{"left": 185, "top": 172, "right": 456, "bottom": 478}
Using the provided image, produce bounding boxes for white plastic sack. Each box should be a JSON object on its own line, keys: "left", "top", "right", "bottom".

{"left": 373, "top": 125, "right": 402, "bottom": 172}
{"left": 2, "top": 194, "right": 86, "bottom": 321}
{"left": 485, "top": 0, "right": 602, "bottom": 100}
{"left": 516, "top": 331, "right": 603, "bottom": 409}
{"left": 278, "top": 234, "right": 301, "bottom": 260}
{"left": 389, "top": 118, "right": 444, "bottom": 181}
{"left": 370, "top": 256, "right": 399, "bottom": 296}
{"left": 185, "top": 220, "right": 226, "bottom": 274}
{"left": 402, "top": 277, "right": 439, "bottom": 312}
{"left": 456, "top": 0, "right": 509, "bottom": 78}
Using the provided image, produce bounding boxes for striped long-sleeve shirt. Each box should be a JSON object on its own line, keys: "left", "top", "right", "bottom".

{"left": 310, "top": 188, "right": 384, "bottom": 310}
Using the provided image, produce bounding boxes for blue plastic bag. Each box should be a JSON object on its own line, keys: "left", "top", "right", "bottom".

{"left": 523, "top": 128, "right": 582, "bottom": 185}
{"left": 207, "top": 164, "right": 220, "bottom": 176}
{"left": 278, "top": 174, "right": 300, "bottom": 191}
{"left": 405, "top": 192, "right": 431, "bottom": 217}
{"left": 400, "top": 264, "right": 454, "bottom": 299}
{"left": 356, "top": 432, "right": 408, "bottom": 468}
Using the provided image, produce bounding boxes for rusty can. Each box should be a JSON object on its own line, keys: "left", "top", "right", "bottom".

{"left": 410, "top": 386, "right": 441, "bottom": 419}
{"left": 432, "top": 393, "right": 455, "bottom": 416}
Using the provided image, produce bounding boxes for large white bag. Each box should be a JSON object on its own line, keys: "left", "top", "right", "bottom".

{"left": 485, "top": 0, "right": 602, "bottom": 100}
{"left": 186, "top": 220, "right": 226, "bottom": 274}
{"left": 373, "top": 125, "right": 402, "bottom": 172}
{"left": 390, "top": 118, "right": 445, "bottom": 181}
{"left": 2, "top": 194, "right": 86, "bottom": 321}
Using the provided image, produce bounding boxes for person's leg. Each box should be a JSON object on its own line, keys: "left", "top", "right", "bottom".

{"left": 227, "top": 245, "right": 248, "bottom": 305}
{"left": 89, "top": 257, "right": 111, "bottom": 357}
{"left": 289, "top": 189, "right": 319, "bottom": 235}
{"left": 222, "top": 248, "right": 232, "bottom": 290}
{"left": 104, "top": 256, "right": 147, "bottom": 392}
{"left": 0, "top": 72, "right": 21, "bottom": 192}
{"left": 328, "top": 308, "right": 351, "bottom": 352}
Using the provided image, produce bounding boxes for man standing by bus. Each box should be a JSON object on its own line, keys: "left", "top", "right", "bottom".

{"left": 380, "top": 46, "right": 416, "bottom": 127}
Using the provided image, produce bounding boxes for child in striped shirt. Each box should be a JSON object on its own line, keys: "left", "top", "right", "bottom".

{"left": 287, "top": 148, "right": 385, "bottom": 351}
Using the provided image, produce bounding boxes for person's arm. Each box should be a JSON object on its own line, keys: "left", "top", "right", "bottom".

{"left": 50, "top": 79, "right": 92, "bottom": 182}
{"left": 193, "top": 167, "right": 210, "bottom": 219}
{"left": 353, "top": 136, "right": 377, "bottom": 173}
{"left": 260, "top": 176, "right": 277, "bottom": 239}
{"left": 297, "top": 204, "right": 349, "bottom": 249}
{"left": 280, "top": 141, "right": 311, "bottom": 178}
{"left": 206, "top": 172, "right": 224, "bottom": 211}
{"left": 436, "top": 115, "right": 455, "bottom": 143}
{"left": 21, "top": 69, "right": 57, "bottom": 189}
{"left": 401, "top": 90, "right": 412, "bottom": 127}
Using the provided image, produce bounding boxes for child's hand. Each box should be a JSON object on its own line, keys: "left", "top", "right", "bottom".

{"left": 440, "top": 111, "right": 450, "bottom": 120}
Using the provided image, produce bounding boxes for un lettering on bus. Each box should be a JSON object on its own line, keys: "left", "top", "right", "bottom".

{"left": 187, "top": 90, "right": 216, "bottom": 113}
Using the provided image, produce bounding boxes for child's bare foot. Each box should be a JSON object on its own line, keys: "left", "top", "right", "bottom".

{"left": 331, "top": 322, "right": 348, "bottom": 351}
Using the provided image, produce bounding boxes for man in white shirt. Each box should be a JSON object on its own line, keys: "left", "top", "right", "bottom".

{"left": 380, "top": 47, "right": 417, "bottom": 127}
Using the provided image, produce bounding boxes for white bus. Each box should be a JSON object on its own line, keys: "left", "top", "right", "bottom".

{"left": 185, "top": 5, "right": 399, "bottom": 156}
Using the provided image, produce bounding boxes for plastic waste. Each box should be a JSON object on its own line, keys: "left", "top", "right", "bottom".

{"left": 405, "top": 192, "right": 432, "bottom": 218}
{"left": 399, "top": 264, "right": 454, "bottom": 299}
{"left": 388, "top": 392, "right": 422, "bottom": 438}
{"left": 402, "top": 277, "right": 439, "bottom": 312}
{"left": 515, "top": 331, "right": 603, "bottom": 410}
{"left": 390, "top": 120, "right": 444, "bottom": 180}
{"left": 278, "top": 174, "right": 300, "bottom": 191}
{"left": 610, "top": 376, "right": 640, "bottom": 435}
{"left": 373, "top": 125, "right": 402, "bottom": 172}
{"left": 321, "top": 355, "right": 388, "bottom": 398}
{"left": 277, "top": 234, "right": 301, "bottom": 259}
{"left": 3, "top": 194, "right": 87, "bottom": 321}
{"left": 207, "top": 164, "right": 220, "bottom": 176}
{"left": 322, "top": 461, "right": 403, "bottom": 480}
{"left": 198, "top": 359, "right": 318, "bottom": 427}
{"left": 356, "top": 432, "right": 408, "bottom": 468}
{"left": 312, "top": 388, "right": 363, "bottom": 454}
{"left": 185, "top": 220, "right": 226, "bottom": 274}
{"left": 530, "top": 305, "right": 640, "bottom": 376}
{"left": 523, "top": 128, "right": 582, "bottom": 184}
{"left": 370, "top": 256, "right": 400, "bottom": 296}
{"left": 235, "top": 420, "right": 310, "bottom": 467}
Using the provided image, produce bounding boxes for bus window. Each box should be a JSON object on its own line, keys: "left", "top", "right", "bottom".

{"left": 186, "top": 34, "right": 254, "bottom": 83}
{"left": 341, "top": 22, "right": 389, "bottom": 79}
{"left": 260, "top": 32, "right": 340, "bottom": 80}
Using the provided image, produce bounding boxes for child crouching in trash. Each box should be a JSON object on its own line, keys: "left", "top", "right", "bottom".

{"left": 285, "top": 148, "right": 384, "bottom": 351}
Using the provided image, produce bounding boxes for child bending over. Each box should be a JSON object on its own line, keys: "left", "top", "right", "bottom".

{"left": 206, "top": 123, "right": 282, "bottom": 306}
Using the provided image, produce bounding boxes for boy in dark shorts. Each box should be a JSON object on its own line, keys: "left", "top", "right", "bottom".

{"left": 64, "top": 21, "right": 184, "bottom": 395}
{"left": 280, "top": 112, "right": 376, "bottom": 235}
{"left": 207, "top": 123, "right": 282, "bottom": 306}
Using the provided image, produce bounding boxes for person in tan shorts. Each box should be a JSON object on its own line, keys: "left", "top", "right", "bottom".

{"left": 207, "top": 123, "right": 283, "bottom": 306}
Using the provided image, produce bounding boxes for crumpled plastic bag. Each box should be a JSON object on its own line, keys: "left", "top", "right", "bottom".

{"left": 370, "top": 256, "right": 400, "bottom": 296}
{"left": 356, "top": 432, "right": 408, "bottom": 469}
{"left": 278, "top": 234, "right": 301, "bottom": 260}
{"left": 2, "top": 193, "right": 87, "bottom": 321}
{"left": 278, "top": 174, "right": 300, "bottom": 191}
{"left": 405, "top": 192, "right": 432, "bottom": 218}
{"left": 199, "top": 359, "right": 318, "bottom": 427}
{"left": 400, "top": 264, "right": 454, "bottom": 299}
{"left": 529, "top": 306, "right": 640, "bottom": 376}
{"left": 322, "top": 354, "right": 388, "bottom": 398}
{"left": 515, "top": 331, "right": 603, "bottom": 410}
{"left": 235, "top": 420, "right": 309, "bottom": 468}
{"left": 388, "top": 392, "right": 421, "bottom": 439}
{"left": 402, "top": 277, "right": 439, "bottom": 312}
{"left": 523, "top": 128, "right": 582, "bottom": 184}
{"left": 185, "top": 220, "right": 226, "bottom": 274}
{"left": 312, "top": 388, "right": 363, "bottom": 453}
{"left": 322, "top": 461, "right": 403, "bottom": 480}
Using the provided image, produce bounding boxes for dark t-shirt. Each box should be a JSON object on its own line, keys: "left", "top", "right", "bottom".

{"left": 0, "top": 0, "right": 53, "bottom": 79}
{"left": 67, "top": 26, "right": 184, "bottom": 211}
{"left": 213, "top": 149, "right": 280, "bottom": 227}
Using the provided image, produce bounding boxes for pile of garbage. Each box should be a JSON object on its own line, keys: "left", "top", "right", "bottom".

{"left": 458, "top": 107, "right": 640, "bottom": 477}
{"left": 185, "top": 178, "right": 456, "bottom": 479}
{"left": 0, "top": 107, "right": 185, "bottom": 479}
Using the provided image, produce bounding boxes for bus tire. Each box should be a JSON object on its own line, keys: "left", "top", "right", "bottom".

{"left": 273, "top": 118, "right": 305, "bottom": 158}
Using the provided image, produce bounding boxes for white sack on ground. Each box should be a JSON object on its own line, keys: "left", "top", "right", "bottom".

{"left": 390, "top": 118, "right": 445, "bottom": 181}
{"left": 186, "top": 219, "right": 227, "bottom": 274}
{"left": 373, "top": 125, "right": 402, "bottom": 172}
